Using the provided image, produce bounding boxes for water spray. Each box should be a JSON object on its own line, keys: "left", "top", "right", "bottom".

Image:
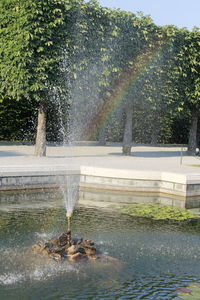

{"left": 66, "top": 212, "right": 72, "bottom": 231}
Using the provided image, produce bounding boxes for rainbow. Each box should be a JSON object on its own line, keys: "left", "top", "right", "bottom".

{"left": 82, "top": 38, "right": 171, "bottom": 140}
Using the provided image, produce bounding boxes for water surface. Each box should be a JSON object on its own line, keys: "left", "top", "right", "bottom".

{"left": 0, "top": 189, "right": 200, "bottom": 299}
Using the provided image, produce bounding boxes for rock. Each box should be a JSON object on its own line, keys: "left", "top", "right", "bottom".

{"left": 76, "top": 238, "right": 83, "bottom": 245}
{"left": 77, "top": 246, "right": 86, "bottom": 254}
{"left": 42, "top": 247, "right": 52, "bottom": 255}
{"left": 85, "top": 239, "right": 94, "bottom": 246}
{"left": 31, "top": 231, "right": 120, "bottom": 267}
{"left": 71, "top": 237, "right": 79, "bottom": 245}
{"left": 32, "top": 243, "right": 51, "bottom": 257}
{"left": 48, "top": 238, "right": 59, "bottom": 247}
{"left": 36, "top": 240, "right": 46, "bottom": 248}
{"left": 88, "top": 254, "right": 99, "bottom": 260}
{"left": 68, "top": 252, "right": 86, "bottom": 262}
{"left": 32, "top": 243, "right": 43, "bottom": 254}
{"left": 49, "top": 253, "right": 62, "bottom": 262}
{"left": 44, "top": 242, "right": 54, "bottom": 251}
{"left": 67, "top": 245, "right": 78, "bottom": 255}
{"left": 58, "top": 230, "right": 72, "bottom": 247}
{"left": 84, "top": 246, "right": 96, "bottom": 255}
{"left": 47, "top": 230, "right": 72, "bottom": 248}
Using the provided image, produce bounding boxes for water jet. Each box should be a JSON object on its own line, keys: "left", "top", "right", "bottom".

{"left": 66, "top": 212, "right": 72, "bottom": 231}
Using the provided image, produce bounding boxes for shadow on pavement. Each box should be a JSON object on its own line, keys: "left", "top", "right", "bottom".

{"left": 109, "top": 151, "right": 188, "bottom": 158}
{"left": 0, "top": 151, "right": 27, "bottom": 157}
{"left": 47, "top": 154, "right": 109, "bottom": 158}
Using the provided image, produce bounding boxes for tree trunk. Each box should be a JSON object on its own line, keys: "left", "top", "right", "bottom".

{"left": 34, "top": 101, "right": 47, "bottom": 157}
{"left": 151, "top": 118, "right": 160, "bottom": 145}
{"left": 151, "top": 130, "right": 159, "bottom": 145}
{"left": 196, "top": 122, "right": 200, "bottom": 153}
{"left": 187, "top": 108, "right": 198, "bottom": 156}
{"left": 98, "top": 127, "right": 107, "bottom": 145}
{"left": 122, "top": 102, "right": 133, "bottom": 155}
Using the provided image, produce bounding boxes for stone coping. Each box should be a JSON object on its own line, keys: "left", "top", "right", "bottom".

{"left": 2, "top": 164, "right": 200, "bottom": 209}
{"left": 80, "top": 166, "right": 200, "bottom": 185}
{"left": 2, "top": 144, "right": 200, "bottom": 208}
{"left": 1, "top": 165, "right": 199, "bottom": 184}
{"left": 0, "top": 165, "right": 200, "bottom": 195}
{"left": 0, "top": 168, "right": 79, "bottom": 177}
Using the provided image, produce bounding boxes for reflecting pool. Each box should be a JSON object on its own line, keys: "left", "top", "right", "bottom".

{"left": 1, "top": 189, "right": 200, "bottom": 299}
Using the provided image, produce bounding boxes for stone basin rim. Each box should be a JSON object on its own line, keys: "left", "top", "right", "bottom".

{"left": 1, "top": 165, "right": 200, "bottom": 198}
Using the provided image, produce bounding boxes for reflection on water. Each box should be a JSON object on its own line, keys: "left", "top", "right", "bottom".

{"left": 1, "top": 190, "right": 200, "bottom": 299}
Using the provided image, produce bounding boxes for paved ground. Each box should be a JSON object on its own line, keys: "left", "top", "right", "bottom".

{"left": 0, "top": 143, "right": 200, "bottom": 175}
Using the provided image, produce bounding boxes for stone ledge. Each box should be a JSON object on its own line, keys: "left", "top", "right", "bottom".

{"left": 0, "top": 167, "right": 79, "bottom": 177}
{"left": 0, "top": 165, "right": 200, "bottom": 200}
{"left": 0, "top": 173, "right": 80, "bottom": 191}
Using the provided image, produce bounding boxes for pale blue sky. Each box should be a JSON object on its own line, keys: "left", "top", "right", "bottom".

{"left": 96, "top": 0, "right": 200, "bottom": 30}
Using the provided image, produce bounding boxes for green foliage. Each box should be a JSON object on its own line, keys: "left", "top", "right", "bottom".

{"left": 121, "top": 203, "right": 197, "bottom": 221}
{"left": 0, "top": 96, "right": 69, "bottom": 142}
{"left": 0, "top": 0, "right": 81, "bottom": 102}
{"left": 0, "top": 97, "right": 37, "bottom": 140}
{"left": 176, "top": 29, "right": 200, "bottom": 110}
{"left": 0, "top": 0, "right": 199, "bottom": 145}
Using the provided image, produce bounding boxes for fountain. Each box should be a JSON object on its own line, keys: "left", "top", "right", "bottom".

{"left": 31, "top": 211, "right": 120, "bottom": 263}
{"left": 66, "top": 212, "right": 72, "bottom": 231}
{"left": 1, "top": 194, "right": 200, "bottom": 299}
{"left": 31, "top": 228, "right": 98, "bottom": 262}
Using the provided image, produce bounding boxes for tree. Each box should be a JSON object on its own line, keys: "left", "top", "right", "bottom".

{"left": 1, "top": 0, "right": 199, "bottom": 153}
{"left": 0, "top": 97, "right": 37, "bottom": 141}
{"left": 176, "top": 29, "right": 200, "bottom": 155}
{"left": 130, "top": 25, "right": 182, "bottom": 146}
{"left": 0, "top": 0, "right": 81, "bottom": 156}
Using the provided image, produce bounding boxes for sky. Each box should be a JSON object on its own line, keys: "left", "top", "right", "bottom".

{"left": 96, "top": 0, "right": 200, "bottom": 30}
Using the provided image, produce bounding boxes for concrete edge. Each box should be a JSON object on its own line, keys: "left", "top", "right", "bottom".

{"left": 80, "top": 166, "right": 185, "bottom": 183}
{"left": 1, "top": 165, "right": 200, "bottom": 199}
